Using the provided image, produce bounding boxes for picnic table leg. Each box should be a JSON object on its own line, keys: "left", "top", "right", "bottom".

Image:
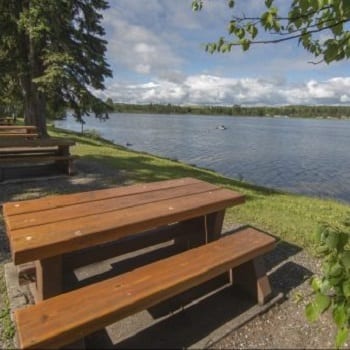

{"left": 34, "top": 256, "right": 86, "bottom": 348}
{"left": 205, "top": 209, "right": 225, "bottom": 242}
{"left": 57, "top": 145, "right": 73, "bottom": 175}
{"left": 34, "top": 256, "right": 63, "bottom": 302}
{"left": 231, "top": 256, "right": 272, "bottom": 305}
{"left": 184, "top": 209, "right": 225, "bottom": 249}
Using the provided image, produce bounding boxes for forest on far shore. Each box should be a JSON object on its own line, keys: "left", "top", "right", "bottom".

{"left": 108, "top": 101, "right": 350, "bottom": 119}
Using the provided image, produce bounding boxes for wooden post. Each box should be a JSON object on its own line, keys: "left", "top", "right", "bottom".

{"left": 56, "top": 145, "right": 71, "bottom": 174}
{"left": 232, "top": 256, "right": 272, "bottom": 305}
{"left": 34, "top": 256, "right": 86, "bottom": 348}
{"left": 205, "top": 210, "right": 225, "bottom": 242}
{"left": 34, "top": 256, "right": 63, "bottom": 302}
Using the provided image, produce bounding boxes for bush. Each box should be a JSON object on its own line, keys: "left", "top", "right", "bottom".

{"left": 306, "top": 217, "right": 350, "bottom": 348}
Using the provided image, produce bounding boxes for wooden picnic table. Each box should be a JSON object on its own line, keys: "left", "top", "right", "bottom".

{"left": 0, "top": 125, "right": 38, "bottom": 139}
{"left": 0, "top": 117, "right": 15, "bottom": 125}
{"left": 3, "top": 177, "right": 245, "bottom": 302}
{"left": 0, "top": 137, "right": 76, "bottom": 180}
{"left": 0, "top": 136, "right": 74, "bottom": 149}
{"left": 0, "top": 125, "right": 37, "bottom": 131}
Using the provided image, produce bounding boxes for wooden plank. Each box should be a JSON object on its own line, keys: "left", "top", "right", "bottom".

{"left": 8, "top": 181, "right": 219, "bottom": 230}
{"left": 34, "top": 256, "right": 63, "bottom": 302}
{"left": 0, "top": 155, "right": 75, "bottom": 164}
{"left": 3, "top": 177, "right": 203, "bottom": 216}
{"left": 14, "top": 228, "right": 276, "bottom": 349}
{"left": 0, "top": 125, "right": 36, "bottom": 130}
{"left": 0, "top": 133, "right": 39, "bottom": 138}
{"left": 0, "top": 147, "right": 57, "bottom": 154}
{"left": 0, "top": 118, "right": 15, "bottom": 125}
{"left": 0, "top": 126, "right": 37, "bottom": 134}
{"left": 63, "top": 217, "right": 203, "bottom": 270}
{"left": 9, "top": 188, "right": 244, "bottom": 264}
{"left": 0, "top": 137, "right": 75, "bottom": 147}
{"left": 17, "top": 218, "right": 203, "bottom": 284}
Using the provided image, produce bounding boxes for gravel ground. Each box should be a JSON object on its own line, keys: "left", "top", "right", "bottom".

{"left": 0, "top": 159, "right": 342, "bottom": 349}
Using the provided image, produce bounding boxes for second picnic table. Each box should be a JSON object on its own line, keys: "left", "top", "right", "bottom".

{"left": 0, "top": 125, "right": 39, "bottom": 138}
{"left": 0, "top": 136, "right": 76, "bottom": 180}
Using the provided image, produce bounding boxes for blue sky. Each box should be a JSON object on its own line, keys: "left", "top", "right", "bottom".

{"left": 96, "top": 0, "right": 350, "bottom": 106}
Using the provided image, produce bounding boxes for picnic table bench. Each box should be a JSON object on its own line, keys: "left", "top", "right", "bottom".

{"left": 3, "top": 177, "right": 276, "bottom": 349}
{"left": 0, "top": 137, "right": 76, "bottom": 181}
{"left": 0, "top": 125, "right": 39, "bottom": 139}
{"left": 0, "top": 117, "right": 15, "bottom": 125}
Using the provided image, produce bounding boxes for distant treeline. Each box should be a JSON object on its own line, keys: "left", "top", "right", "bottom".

{"left": 110, "top": 102, "right": 350, "bottom": 119}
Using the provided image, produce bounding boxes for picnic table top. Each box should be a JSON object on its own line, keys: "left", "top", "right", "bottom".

{"left": 0, "top": 117, "right": 15, "bottom": 124}
{"left": 3, "top": 177, "right": 245, "bottom": 265}
{"left": 0, "top": 125, "right": 37, "bottom": 130}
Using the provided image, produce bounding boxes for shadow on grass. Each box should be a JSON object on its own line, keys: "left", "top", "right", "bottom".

{"left": 0, "top": 134, "right": 284, "bottom": 206}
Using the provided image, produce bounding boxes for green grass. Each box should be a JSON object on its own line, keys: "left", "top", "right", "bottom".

{"left": 49, "top": 125, "right": 350, "bottom": 253}
{"left": 0, "top": 267, "right": 15, "bottom": 349}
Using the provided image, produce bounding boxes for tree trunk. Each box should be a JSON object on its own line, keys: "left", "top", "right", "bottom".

{"left": 21, "top": 75, "right": 48, "bottom": 137}
{"left": 20, "top": 10, "right": 48, "bottom": 138}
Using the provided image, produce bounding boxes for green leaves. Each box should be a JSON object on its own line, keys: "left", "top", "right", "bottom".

{"left": 342, "top": 280, "right": 350, "bottom": 298}
{"left": 342, "top": 251, "right": 350, "bottom": 270}
{"left": 193, "top": 0, "right": 350, "bottom": 64}
{"left": 261, "top": 8, "right": 280, "bottom": 30}
{"left": 307, "top": 219, "right": 350, "bottom": 348}
{"left": 228, "top": 0, "right": 235, "bottom": 8}
{"left": 336, "top": 328, "right": 349, "bottom": 348}
{"left": 305, "top": 293, "right": 331, "bottom": 322}
{"left": 1, "top": 0, "right": 113, "bottom": 131}
{"left": 192, "top": 0, "right": 203, "bottom": 11}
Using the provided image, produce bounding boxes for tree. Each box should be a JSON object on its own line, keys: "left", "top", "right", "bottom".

{"left": 0, "top": 0, "right": 112, "bottom": 136}
{"left": 192, "top": 0, "right": 350, "bottom": 64}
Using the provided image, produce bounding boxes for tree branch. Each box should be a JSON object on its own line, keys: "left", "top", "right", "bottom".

{"left": 225, "top": 18, "right": 350, "bottom": 46}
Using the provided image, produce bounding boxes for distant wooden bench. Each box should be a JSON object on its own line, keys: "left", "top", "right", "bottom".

{"left": 0, "top": 117, "right": 15, "bottom": 125}
{"left": 13, "top": 227, "right": 276, "bottom": 349}
{"left": 0, "top": 137, "right": 76, "bottom": 180}
{"left": 0, "top": 125, "right": 38, "bottom": 139}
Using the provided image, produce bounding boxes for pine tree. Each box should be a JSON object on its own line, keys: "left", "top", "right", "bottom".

{"left": 0, "top": 0, "right": 112, "bottom": 136}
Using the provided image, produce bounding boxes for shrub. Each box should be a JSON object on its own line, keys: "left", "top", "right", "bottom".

{"left": 306, "top": 217, "right": 350, "bottom": 348}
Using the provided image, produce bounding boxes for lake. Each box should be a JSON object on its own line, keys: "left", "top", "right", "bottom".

{"left": 55, "top": 113, "right": 350, "bottom": 203}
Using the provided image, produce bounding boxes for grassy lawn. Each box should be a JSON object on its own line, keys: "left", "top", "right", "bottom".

{"left": 1, "top": 124, "right": 349, "bottom": 347}
{"left": 0, "top": 268, "right": 14, "bottom": 349}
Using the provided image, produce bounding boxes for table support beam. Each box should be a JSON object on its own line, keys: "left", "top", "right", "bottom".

{"left": 34, "top": 256, "right": 63, "bottom": 302}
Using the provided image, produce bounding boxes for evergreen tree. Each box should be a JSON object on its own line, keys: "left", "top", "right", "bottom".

{"left": 0, "top": 0, "right": 112, "bottom": 136}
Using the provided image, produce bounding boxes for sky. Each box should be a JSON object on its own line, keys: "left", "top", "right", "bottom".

{"left": 96, "top": 0, "right": 350, "bottom": 107}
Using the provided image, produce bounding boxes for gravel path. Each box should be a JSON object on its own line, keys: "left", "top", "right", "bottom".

{"left": 0, "top": 159, "right": 341, "bottom": 349}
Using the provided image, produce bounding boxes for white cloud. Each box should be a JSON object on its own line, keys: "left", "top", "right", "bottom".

{"left": 95, "top": 1, "right": 350, "bottom": 107}
{"left": 103, "top": 8, "right": 183, "bottom": 77}
{"left": 95, "top": 75, "right": 350, "bottom": 106}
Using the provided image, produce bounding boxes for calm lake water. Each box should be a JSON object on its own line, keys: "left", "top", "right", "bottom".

{"left": 55, "top": 113, "right": 350, "bottom": 203}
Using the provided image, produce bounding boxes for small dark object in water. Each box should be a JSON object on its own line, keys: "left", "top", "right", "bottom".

{"left": 216, "top": 125, "right": 227, "bottom": 130}
{"left": 126, "top": 142, "right": 133, "bottom": 146}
